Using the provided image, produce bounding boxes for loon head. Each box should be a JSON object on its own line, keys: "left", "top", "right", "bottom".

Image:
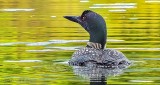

{"left": 64, "top": 10, "right": 107, "bottom": 49}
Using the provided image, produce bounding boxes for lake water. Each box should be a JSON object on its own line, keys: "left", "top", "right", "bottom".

{"left": 0, "top": 0, "right": 160, "bottom": 85}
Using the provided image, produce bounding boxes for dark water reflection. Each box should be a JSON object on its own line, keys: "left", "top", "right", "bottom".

{"left": 0, "top": 0, "right": 160, "bottom": 85}
{"left": 72, "top": 66, "right": 127, "bottom": 85}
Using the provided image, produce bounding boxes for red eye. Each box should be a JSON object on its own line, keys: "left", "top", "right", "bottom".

{"left": 82, "top": 16, "right": 86, "bottom": 20}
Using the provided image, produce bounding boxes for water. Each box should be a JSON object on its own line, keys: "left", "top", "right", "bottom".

{"left": 0, "top": 0, "right": 160, "bottom": 84}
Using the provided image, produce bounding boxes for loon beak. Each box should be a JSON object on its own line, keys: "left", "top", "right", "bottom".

{"left": 64, "top": 16, "right": 81, "bottom": 23}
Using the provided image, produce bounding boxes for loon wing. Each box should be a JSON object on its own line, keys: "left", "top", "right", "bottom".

{"left": 69, "top": 47, "right": 101, "bottom": 66}
{"left": 102, "top": 49, "right": 131, "bottom": 67}
{"left": 69, "top": 48, "right": 131, "bottom": 67}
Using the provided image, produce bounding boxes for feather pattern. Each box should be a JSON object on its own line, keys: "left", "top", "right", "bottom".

{"left": 69, "top": 43, "right": 131, "bottom": 68}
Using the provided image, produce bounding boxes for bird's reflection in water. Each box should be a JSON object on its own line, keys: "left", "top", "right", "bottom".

{"left": 71, "top": 62, "right": 131, "bottom": 85}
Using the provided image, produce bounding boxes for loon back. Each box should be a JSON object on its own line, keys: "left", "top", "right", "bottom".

{"left": 69, "top": 47, "right": 131, "bottom": 68}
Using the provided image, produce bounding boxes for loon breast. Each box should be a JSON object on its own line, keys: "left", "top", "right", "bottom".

{"left": 68, "top": 47, "right": 131, "bottom": 67}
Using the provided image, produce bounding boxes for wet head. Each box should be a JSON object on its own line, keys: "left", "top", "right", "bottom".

{"left": 64, "top": 10, "right": 106, "bottom": 32}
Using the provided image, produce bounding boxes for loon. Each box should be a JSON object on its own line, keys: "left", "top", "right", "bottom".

{"left": 64, "top": 10, "right": 131, "bottom": 67}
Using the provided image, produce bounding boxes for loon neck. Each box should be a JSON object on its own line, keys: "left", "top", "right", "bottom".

{"left": 89, "top": 31, "right": 106, "bottom": 49}
{"left": 87, "top": 42, "right": 104, "bottom": 49}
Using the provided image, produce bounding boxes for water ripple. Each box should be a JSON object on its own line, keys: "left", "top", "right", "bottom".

{"left": 0, "top": 42, "right": 29, "bottom": 46}
{"left": 4, "top": 60, "right": 42, "bottom": 63}
{"left": 26, "top": 49, "right": 54, "bottom": 52}
{"left": 0, "top": 39, "right": 124, "bottom": 46}
{"left": 130, "top": 80, "right": 154, "bottom": 83}
{"left": 1, "top": 8, "right": 35, "bottom": 12}
{"left": 115, "top": 48, "right": 160, "bottom": 51}
{"left": 45, "top": 46, "right": 80, "bottom": 50}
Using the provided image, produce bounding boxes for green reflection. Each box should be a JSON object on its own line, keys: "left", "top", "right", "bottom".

{"left": 0, "top": 0, "right": 160, "bottom": 84}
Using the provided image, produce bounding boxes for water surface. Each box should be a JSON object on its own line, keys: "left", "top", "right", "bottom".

{"left": 0, "top": 0, "right": 160, "bottom": 84}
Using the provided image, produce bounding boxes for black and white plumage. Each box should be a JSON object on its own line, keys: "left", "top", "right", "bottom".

{"left": 64, "top": 10, "right": 131, "bottom": 67}
{"left": 69, "top": 43, "right": 130, "bottom": 68}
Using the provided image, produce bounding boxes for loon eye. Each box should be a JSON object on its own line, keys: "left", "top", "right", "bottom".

{"left": 82, "top": 16, "right": 86, "bottom": 20}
